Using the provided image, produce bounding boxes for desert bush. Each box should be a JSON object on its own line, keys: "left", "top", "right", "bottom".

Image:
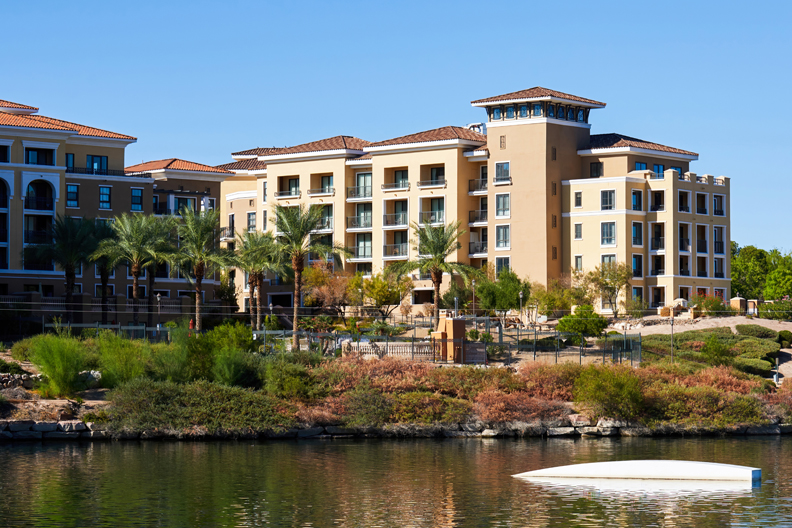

{"left": 425, "top": 365, "right": 522, "bottom": 399}
{"left": 95, "top": 332, "right": 149, "bottom": 388}
{"left": 0, "top": 358, "right": 27, "bottom": 376}
{"left": 480, "top": 332, "right": 494, "bottom": 344}
{"left": 735, "top": 324, "right": 779, "bottom": 340}
{"left": 732, "top": 357, "right": 773, "bottom": 377}
{"left": 342, "top": 387, "right": 393, "bottom": 427}
{"left": 732, "top": 337, "right": 780, "bottom": 362}
{"left": 519, "top": 362, "right": 583, "bottom": 401}
{"left": 150, "top": 342, "right": 190, "bottom": 383}
{"left": 573, "top": 365, "right": 644, "bottom": 420}
{"left": 30, "top": 335, "right": 86, "bottom": 397}
{"left": 466, "top": 328, "right": 480, "bottom": 341}
{"left": 10, "top": 334, "right": 48, "bottom": 361}
{"left": 557, "top": 305, "right": 608, "bottom": 336}
{"left": 644, "top": 384, "right": 766, "bottom": 427}
{"left": 758, "top": 300, "right": 792, "bottom": 321}
{"left": 700, "top": 334, "right": 734, "bottom": 367}
{"left": 473, "top": 389, "right": 568, "bottom": 423}
{"left": 391, "top": 391, "right": 471, "bottom": 424}
{"left": 264, "top": 358, "right": 321, "bottom": 400}
{"left": 295, "top": 397, "right": 346, "bottom": 426}
{"left": 213, "top": 347, "right": 262, "bottom": 388}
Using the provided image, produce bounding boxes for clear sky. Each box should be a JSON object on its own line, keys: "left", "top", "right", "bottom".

{"left": 4, "top": 1, "right": 790, "bottom": 250}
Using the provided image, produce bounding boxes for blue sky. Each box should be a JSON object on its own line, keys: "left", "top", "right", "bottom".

{"left": 5, "top": 1, "right": 790, "bottom": 250}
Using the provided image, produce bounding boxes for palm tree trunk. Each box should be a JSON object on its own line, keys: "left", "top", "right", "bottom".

{"left": 248, "top": 274, "right": 256, "bottom": 330}
{"left": 147, "top": 265, "right": 156, "bottom": 329}
{"left": 64, "top": 267, "right": 75, "bottom": 324}
{"left": 432, "top": 269, "right": 442, "bottom": 330}
{"left": 132, "top": 273, "right": 140, "bottom": 325}
{"left": 292, "top": 255, "right": 303, "bottom": 349}
{"left": 256, "top": 274, "right": 264, "bottom": 332}
{"left": 195, "top": 275, "right": 203, "bottom": 332}
{"left": 100, "top": 268, "right": 109, "bottom": 326}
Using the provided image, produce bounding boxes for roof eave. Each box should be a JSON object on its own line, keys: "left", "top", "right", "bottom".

{"left": 471, "top": 96, "right": 605, "bottom": 109}
{"left": 260, "top": 149, "right": 366, "bottom": 163}
{"left": 577, "top": 146, "right": 698, "bottom": 161}
{"left": 365, "top": 138, "right": 485, "bottom": 153}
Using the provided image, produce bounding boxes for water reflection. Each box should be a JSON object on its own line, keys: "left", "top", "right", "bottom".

{"left": 0, "top": 437, "right": 791, "bottom": 527}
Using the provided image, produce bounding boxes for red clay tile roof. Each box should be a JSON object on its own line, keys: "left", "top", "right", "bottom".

{"left": 588, "top": 133, "right": 697, "bottom": 156}
{"left": 216, "top": 159, "right": 269, "bottom": 171}
{"left": 231, "top": 146, "right": 286, "bottom": 157}
{"left": 471, "top": 87, "right": 605, "bottom": 106}
{"left": 0, "top": 111, "right": 135, "bottom": 140}
{"left": 267, "top": 135, "right": 370, "bottom": 156}
{"left": 0, "top": 99, "right": 38, "bottom": 111}
{"left": 126, "top": 158, "right": 232, "bottom": 174}
{"left": 368, "top": 126, "right": 486, "bottom": 147}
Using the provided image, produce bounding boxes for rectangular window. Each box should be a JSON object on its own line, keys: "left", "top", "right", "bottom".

{"left": 25, "top": 148, "right": 54, "bottom": 166}
{"left": 552, "top": 215, "right": 557, "bottom": 228}
{"left": 127, "top": 284, "right": 146, "bottom": 299}
{"left": 95, "top": 283, "right": 115, "bottom": 297}
{"left": 262, "top": 210, "right": 267, "bottom": 230}
{"left": 653, "top": 164, "right": 664, "bottom": 175}
{"left": 601, "top": 190, "right": 615, "bottom": 211}
{"left": 713, "top": 195, "right": 725, "bottom": 216}
{"left": 518, "top": 104, "right": 528, "bottom": 118}
{"left": 632, "top": 287, "right": 643, "bottom": 300}
{"left": 601, "top": 222, "right": 616, "bottom": 245}
{"left": 574, "top": 224, "right": 582, "bottom": 240}
{"left": 532, "top": 103, "right": 542, "bottom": 116}
{"left": 99, "top": 187, "right": 111, "bottom": 210}
{"left": 494, "top": 162, "right": 510, "bottom": 182}
{"left": 551, "top": 147, "right": 556, "bottom": 161}
{"left": 670, "top": 166, "right": 683, "bottom": 175}
{"left": 602, "top": 254, "right": 616, "bottom": 265}
{"left": 632, "top": 254, "right": 643, "bottom": 277}
{"left": 552, "top": 246, "right": 557, "bottom": 260}
{"left": 635, "top": 162, "right": 647, "bottom": 171}
{"left": 65, "top": 153, "right": 74, "bottom": 168}
{"left": 175, "top": 197, "right": 194, "bottom": 213}
{"left": 263, "top": 181, "right": 267, "bottom": 203}
{"left": 496, "top": 257, "right": 510, "bottom": 274}
{"left": 495, "top": 194, "right": 510, "bottom": 217}
{"left": 131, "top": 188, "right": 143, "bottom": 211}
{"left": 0, "top": 145, "right": 8, "bottom": 163}
{"left": 590, "top": 162, "right": 603, "bottom": 178}
{"left": 496, "top": 225, "right": 510, "bottom": 248}
{"left": 574, "top": 191, "right": 582, "bottom": 208}
{"left": 505, "top": 106, "right": 514, "bottom": 119}
{"left": 96, "top": 263, "right": 115, "bottom": 279}
{"left": 574, "top": 256, "right": 583, "bottom": 271}
{"left": 87, "top": 155, "right": 108, "bottom": 174}
{"left": 551, "top": 182, "right": 557, "bottom": 196}
{"left": 394, "top": 170, "right": 408, "bottom": 186}
{"left": 205, "top": 198, "right": 216, "bottom": 210}
{"left": 632, "top": 222, "right": 643, "bottom": 246}
{"left": 430, "top": 167, "right": 444, "bottom": 183}
{"left": 247, "top": 212, "right": 256, "bottom": 231}
{"left": 320, "top": 175, "right": 333, "bottom": 192}
{"left": 66, "top": 184, "right": 79, "bottom": 208}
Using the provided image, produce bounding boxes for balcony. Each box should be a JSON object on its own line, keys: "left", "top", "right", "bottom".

{"left": 680, "top": 269, "right": 691, "bottom": 276}
{"left": 632, "top": 204, "right": 642, "bottom": 211}
{"left": 469, "top": 179, "right": 488, "bottom": 193}
{"left": 632, "top": 237, "right": 643, "bottom": 246}
{"left": 632, "top": 269, "right": 642, "bottom": 278}
{"left": 714, "top": 208, "right": 724, "bottom": 216}
{"left": 697, "top": 207, "right": 708, "bottom": 215}
{"left": 307, "top": 187, "right": 335, "bottom": 197}
{"left": 382, "top": 181, "right": 409, "bottom": 191}
{"left": 413, "top": 273, "right": 432, "bottom": 281}
{"left": 347, "top": 185, "right": 372, "bottom": 199}
{"left": 679, "top": 238, "right": 690, "bottom": 252}
{"left": 347, "top": 215, "right": 373, "bottom": 229}
{"left": 651, "top": 237, "right": 665, "bottom": 250}
{"left": 697, "top": 240, "right": 708, "bottom": 253}
{"left": 24, "top": 196, "right": 54, "bottom": 211}
{"left": 696, "top": 175, "right": 708, "bottom": 183}
{"left": 679, "top": 205, "right": 690, "bottom": 213}
{"left": 469, "top": 241, "right": 487, "bottom": 255}
{"left": 715, "top": 271, "right": 725, "bottom": 278}
{"left": 66, "top": 166, "right": 129, "bottom": 177}
{"left": 650, "top": 269, "right": 664, "bottom": 276}
{"left": 417, "top": 178, "right": 446, "bottom": 189}
{"left": 153, "top": 203, "right": 172, "bottom": 215}
{"left": 651, "top": 301, "right": 665, "bottom": 309}
{"left": 714, "top": 241, "right": 725, "bottom": 254}
{"left": 349, "top": 246, "right": 372, "bottom": 259}
{"left": 469, "top": 210, "right": 488, "bottom": 224}
{"left": 419, "top": 211, "right": 444, "bottom": 225}
{"left": 383, "top": 243, "right": 408, "bottom": 258}
{"left": 383, "top": 213, "right": 408, "bottom": 227}
{"left": 24, "top": 230, "right": 50, "bottom": 244}
{"left": 678, "top": 173, "right": 691, "bottom": 181}
{"left": 714, "top": 177, "right": 726, "bottom": 186}
{"left": 315, "top": 217, "right": 333, "bottom": 231}
{"left": 650, "top": 204, "right": 665, "bottom": 212}
{"left": 274, "top": 190, "right": 301, "bottom": 199}
{"left": 697, "top": 270, "right": 708, "bottom": 278}
{"left": 493, "top": 175, "right": 511, "bottom": 185}
{"left": 649, "top": 172, "right": 664, "bottom": 180}
{"left": 220, "top": 227, "right": 235, "bottom": 241}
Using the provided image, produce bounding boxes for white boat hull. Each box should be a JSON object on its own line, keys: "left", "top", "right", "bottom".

{"left": 513, "top": 460, "right": 761, "bottom": 482}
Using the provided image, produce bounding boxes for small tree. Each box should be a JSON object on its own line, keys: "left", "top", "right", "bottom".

{"left": 362, "top": 272, "right": 414, "bottom": 320}
{"left": 583, "top": 262, "right": 633, "bottom": 317}
{"left": 764, "top": 267, "right": 792, "bottom": 301}
{"left": 557, "top": 305, "right": 608, "bottom": 336}
{"left": 303, "top": 263, "right": 351, "bottom": 319}
{"left": 475, "top": 269, "right": 531, "bottom": 327}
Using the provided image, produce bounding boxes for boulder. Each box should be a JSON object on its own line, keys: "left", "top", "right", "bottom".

{"left": 80, "top": 431, "right": 108, "bottom": 440}
{"left": 598, "top": 427, "right": 620, "bottom": 436}
{"left": 32, "top": 422, "right": 59, "bottom": 432}
{"left": 58, "top": 421, "right": 87, "bottom": 432}
{"left": 44, "top": 432, "right": 81, "bottom": 440}
{"left": 444, "top": 431, "right": 482, "bottom": 438}
{"left": 8, "top": 421, "right": 35, "bottom": 432}
{"left": 13, "top": 430, "right": 43, "bottom": 440}
{"left": 509, "top": 421, "right": 545, "bottom": 437}
{"left": 568, "top": 414, "right": 591, "bottom": 427}
{"left": 620, "top": 427, "right": 652, "bottom": 437}
{"left": 266, "top": 429, "right": 298, "bottom": 439}
{"left": 480, "top": 429, "right": 499, "bottom": 437}
{"left": 547, "top": 427, "right": 577, "bottom": 436}
{"left": 86, "top": 422, "right": 105, "bottom": 432}
{"left": 116, "top": 431, "right": 140, "bottom": 440}
{"left": 577, "top": 427, "right": 600, "bottom": 436}
{"left": 325, "top": 426, "right": 358, "bottom": 435}
{"left": 460, "top": 422, "right": 484, "bottom": 432}
{"left": 597, "top": 419, "right": 628, "bottom": 428}
{"left": 543, "top": 417, "right": 571, "bottom": 428}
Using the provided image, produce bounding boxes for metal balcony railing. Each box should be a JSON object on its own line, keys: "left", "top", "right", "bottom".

{"left": 382, "top": 181, "right": 409, "bottom": 191}
{"left": 24, "top": 260, "right": 54, "bottom": 271}
{"left": 153, "top": 203, "right": 172, "bottom": 215}
{"left": 650, "top": 269, "right": 664, "bottom": 276}
{"left": 66, "top": 166, "right": 128, "bottom": 177}
{"left": 714, "top": 271, "right": 725, "bottom": 278}
{"left": 651, "top": 237, "right": 665, "bottom": 250}
{"left": 632, "top": 204, "right": 642, "bottom": 211}
{"left": 680, "top": 269, "right": 691, "bottom": 276}
{"left": 349, "top": 246, "right": 372, "bottom": 259}
{"left": 469, "top": 179, "right": 487, "bottom": 192}
{"left": 307, "top": 187, "right": 335, "bottom": 196}
{"left": 714, "top": 208, "right": 724, "bottom": 216}
{"left": 24, "top": 196, "right": 54, "bottom": 210}
{"left": 220, "top": 227, "right": 235, "bottom": 240}
{"left": 469, "top": 210, "right": 488, "bottom": 223}
{"left": 493, "top": 175, "right": 511, "bottom": 184}
{"left": 697, "top": 240, "right": 708, "bottom": 253}
{"left": 679, "top": 238, "right": 691, "bottom": 252}
{"left": 347, "top": 186, "right": 372, "bottom": 198}
{"left": 633, "top": 236, "right": 643, "bottom": 246}
{"left": 347, "top": 215, "right": 373, "bottom": 229}
{"left": 24, "top": 230, "right": 50, "bottom": 244}
{"left": 383, "top": 213, "right": 407, "bottom": 227}
{"left": 679, "top": 205, "right": 690, "bottom": 213}
{"left": 714, "top": 241, "right": 725, "bottom": 254}
{"left": 698, "top": 270, "right": 708, "bottom": 277}
{"left": 417, "top": 178, "right": 446, "bottom": 188}
{"left": 315, "top": 217, "right": 333, "bottom": 230}
{"left": 383, "top": 243, "right": 408, "bottom": 257}
{"left": 419, "top": 211, "right": 444, "bottom": 224}
{"left": 697, "top": 207, "right": 708, "bottom": 214}
{"left": 650, "top": 204, "right": 665, "bottom": 212}
{"left": 649, "top": 172, "right": 664, "bottom": 180}
{"left": 275, "top": 190, "right": 301, "bottom": 198}
{"left": 468, "top": 241, "right": 487, "bottom": 254}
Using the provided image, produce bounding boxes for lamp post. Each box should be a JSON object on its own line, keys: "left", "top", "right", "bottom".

{"left": 156, "top": 293, "right": 161, "bottom": 341}
{"left": 519, "top": 291, "right": 524, "bottom": 329}
{"left": 472, "top": 279, "right": 476, "bottom": 330}
{"left": 359, "top": 287, "right": 363, "bottom": 317}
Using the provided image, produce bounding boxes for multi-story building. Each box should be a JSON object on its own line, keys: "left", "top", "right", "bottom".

{"left": 219, "top": 87, "right": 730, "bottom": 313}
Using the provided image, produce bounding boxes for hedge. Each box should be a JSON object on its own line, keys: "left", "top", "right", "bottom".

{"left": 735, "top": 324, "right": 779, "bottom": 341}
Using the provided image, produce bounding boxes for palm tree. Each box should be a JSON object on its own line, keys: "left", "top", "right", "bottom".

{"left": 89, "top": 220, "right": 118, "bottom": 325}
{"left": 24, "top": 215, "right": 96, "bottom": 322}
{"left": 169, "top": 206, "right": 230, "bottom": 332}
{"left": 390, "top": 221, "right": 476, "bottom": 329}
{"left": 234, "top": 230, "right": 284, "bottom": 331}
{"left": 272, "top": 204, "right": 348, "bottom": 347}
{"left": 91, "top": 214, "right": 165, "bottom": 326}
{"left": 145, "top": 220, "right": 176, "bottom": 329}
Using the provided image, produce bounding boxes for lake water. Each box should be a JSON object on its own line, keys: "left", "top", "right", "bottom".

{"left": 1, "top": 436, "right": 792, "bottom": 527}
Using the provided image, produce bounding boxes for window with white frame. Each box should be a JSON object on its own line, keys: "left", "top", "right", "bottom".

{"left": 632, "top": 222, "right": 643, "bottom": 246}
{"left": 574, "top": 255, "right": 583, "bottom": 271}
{"left": 495, "top": 257, "right": 510, "bottom": 274}
{"left": 99, "top": 186, "right": 111, "bottom": 209}
{"left": 495, "top": 194, "right": 510, "bottom": 217}
{"left": 127, "top": 284, "right": 146, "bottom": 298}
{"left": 494, "top": 162, "right": 510, "bottom": 182}
{"left": 495, "top": 225, "right": 510, "bottom": 248}
{"left": 601, "top": 190, "right": 615, "bottom": 210}
{"left": 95, "top": 264, "right": 115, "bottom": 279}
{"left": 574, "top": 191, "right": 582, "bottom": 208}
{"left": 95, "top": 283, "right": 114, "bottom": 297}
{"left": 601, "top": 222, "right": 616, "bottom": 245}
{"left": 574, "top": 223, "right": 582, "bottom": 240}
{"left": 602, "top": 254, "right": 616, "bottom": 265}
{"left": 131, "top": 188, "right": 143, "bottom": 212}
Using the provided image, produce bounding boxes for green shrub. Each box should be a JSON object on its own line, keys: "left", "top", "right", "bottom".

{"left": 466, "top": 328, "right": 480, "bottom": 341}
{"left": 204, "top": 321, "right": 256, "bottom": 352}
{"left": 700, "top": 334, "right": 734, "bottom": 366}
{"left": 213, "top": 348, "right": 261, "bottom": 388}
{"left": 732, "top": 337, "right": 780, "bottom": 362}
{"left": 150, "top": 342, "right": 190, "bottom": 383}
{"left": 778, "top": 330, "right": 792, "bottom": 345}
{"left": 564, "top": 334, "right": 585, "bottom": 347}
{"left": 0, "top": 358, "right": 27, "bottom": 376}
{"left": 573, "top": 365, "right": 643, "bottom": 419}
{"left": 557, "top": 305, "right": 608, "bottom": 336}
{"left": 733, "top": 357, "right": 773, "bottom": 377}
{"left": 96, "top": 332, "right": 148, "bottom": 388}
{"left": 10, "top": 334, "right": 48, "bottom": 361}
{"left": 30, "top": 335, "right": 86, "bottom": 397}
{"left": 390, "top": 391, "right": 471, "bottom": 424}
{"left": 264, "top": 358, "right": 320, "bottom": 400}
{"left": 735, "top": 324, "right": 779, "bottom": 340}
{"left": 480, "top": 332, "right": 494, "bottom": 344}
{"left": 758, "top": 300, "right": 792, "bottom": 321}
{"left": 342, "top": 387, "right": 393, "bottom": 427}
{"left": 644, "top": 384, "right": 766, "bottom": 427}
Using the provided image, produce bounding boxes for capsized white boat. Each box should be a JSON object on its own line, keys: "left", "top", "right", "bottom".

{"left": 513, "top": 460, "right": 761, "bottom": 482}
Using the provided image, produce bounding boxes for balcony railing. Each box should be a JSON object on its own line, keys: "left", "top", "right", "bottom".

{"left": 417, "top": 178, "right": 446, "bottom": 188}
{"left": 651, "top": 237, "right": 665, "bottom": 250}
{"left": 24, "top": 259, "right": 54, "bottom": 271}
{"left": 66, "top": 166, "right": 128, "bottom": 177}
{"left": 153, "top": 204, "right": 172, "bottom": 215}
{"left": 24, "top": 230, "right": 51, "bottom": 244}
{"left": 680, "top": 269, "right": 691, "bottom": 276}
{"left": 697, "top": 270, "right": 708, "bottom": 278}
{"left": 696, "top": 176, "right": 708, "bottom": 183}
{"left": 650, "top": 269, "right": 664, "bottom": 276}
{"left": 469, "top": 241, "right": 487, "bottom": 254}
{"left": 679, "top": 205, "right": 690, "bottom": 213}
{"left": 697, "top": 207, "right": 708, "bottom": 214}
{"left": 315, "top": 217, "right": 333, "bottom": 230}
{"left": 382, "top": 181, "right": 409, "bottom": 191}
{"left": 632, "top": 236, "right": 643, "bottom": 246}
{"left": 419, "top": 211, "right": 444, "bottom": 224}
{"left": 632, "top": 269, "right": 642, "bottom": 278}
{"left": 697, "top": 240, "right": 708, "bottom": 252}
{"left": 714, "top": 271, "right": 725, "bottom": 278}
{"left": 307, "top": 187, "right": 335, "bottom": 196}
{"left": 469, "top": 179, "right": 488, "bottom": 192}
{"left": 220, "top": 227, "right": 235, "bottom": 240}
{"left": 649, "top": 172, "right": 664, "bottom": 180}
{"left": 383, "top": 243, "right": 408, "bottom": 258}
{"left": 493, "top": 175, "right": 511, "bottom": 184}
{"left": 714, "top": 241, "right": 725, "bottom": 254}
{"left": 714, "top": 177, "right": 726, "bottom": 186}
{"left": 347, "top": 186, "right": 373, "bottom": 198}
{"left": 678, "top": 173, "right": 691, "bottom": 181}
{"left": 469, "top": 210, "right": 488, "bottom": 224}
{"left": 714, "top": 208, "right": 724, "bottom": 216}
{"left": 651, "top": 301, "right": 665, "bottom": 308}
{"left": 349, "top": 246, "right": 372, "bottom": 259}
{"left": 650, "top": 204, "right": 665, "bottom": 212}
{"left": 274, "top": 190, "right": 301, "bottom": 199}
{"left": 347, "top": 215, "right": 373, "bottom": 229}
{"left": 383, "top": 213, "right": 407, "bottom": 227}
{"left": 24, "top": 196, "right": 54, "bottom": 210}
{"left": 679, "top": 238, "right": 691, "bottom": 252}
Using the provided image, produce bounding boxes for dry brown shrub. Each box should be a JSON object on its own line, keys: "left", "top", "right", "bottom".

{"left": 636, "top": 365, "right": 762, "bottom": 395}
{"left": 473, "top": 390, "right": 569, "bottom": 423}
{"left": 687, "top": 341, "right": 706, "bottom": 352}
{"left": 518, "top": 362, "right": 582, "bottom": 401}
{"left": 313, "top": 357, "right": 436, "bottom": 395}
{"left": 296, "top": 397, "right": 346, "bottom": 426}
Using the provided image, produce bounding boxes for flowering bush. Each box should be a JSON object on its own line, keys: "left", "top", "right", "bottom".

{"left": 473, "top": 390, "right": 568, "bottom": 423}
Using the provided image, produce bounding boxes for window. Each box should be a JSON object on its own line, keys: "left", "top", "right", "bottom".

{"left": 496, "top": 257, "right": 510, "bottom": 274}
{"left": 247, "top": 212, "right": 256, "bottom": 232}
{"left": 518, "top": 104, "right": 528, "bottom": 118}
{"left": 635, "top": 162, "right": 647, "bottom": 171}
{"left": 670, "top": 166, "right": 683, "bottom": 175}
{"left": 95, "top": 283, "right": 114, "bottom": 297}
{"left": 262, "top": 210, "right": 267, "bottom": 230}
{"left": 356, "top": 263, "right": 372, "bottom": 275}
{"left": 65, "top": 153, "right": 74, "bottom": 168}
{"left": 601, "top": 222, "right": 616, "bottom": 245}
{"left": 567, "top": 108, "right": 574, "bottom": 120}
{"left": 320, "top": 175, "right": 333, "bottom": 192}
{"left": 99, "top": 187, "right": 111, "bottom": 209}
{"left": 547, "top": 105, "right": 555, "bottom": 118}
{"left": 574, "top": 224, "right": 582, "bottom": 240}
{"left": 205, "top": 198, "right": 216, "bottom": 210}
{"left": 505, "top": 106, "right": 515, "bottom": 119}
{"left": 87, "top": 155, "right": 108, "bottom": 174}
{"left": 590, "top": 162, "right": 603, "bottom": 178}
{"left": 632, "top": 254, "right": 643, "bottom": 277}
{"left": 552, "top": 215, "right": 557, "bottom": 228}
{"left": 491, "top": 107, "right": 502, "bottom": 120}
{"left": 552, "top": 182, "right": 557, "bottom": 196}
{"left": 713, "top": 195, "right": 725, "bottom": 216}
{"left": 552, "top": 246, "right": 557, "bottom": 260}
{"left": 632, "top": 287, "right": 643, "bottom": 300}
{"left": 495, "top": 225, "right": 510, "bottom": 248}
{"left": 66, "top": 184, "right": 79, "bottom": 208}
{"left": 127, "top": 284, "right": 146, "bottom": 299}
{"left": 494, "top": 162, "right": 510, "bottom": 182}
{"left": 25, "top": 148, "right": 54, "bottom": 166}
{"left": 430, "top": 167, "right": 445, "bottom": 183}
{"left": 632, "top": 222, "right": 643, "bottom": 246}
{"left": 574, "top": 256, "right": 583, "bottom": 271}
{"left": 175, "top": 197, "right": 194, "bottom": 213}
{"left": 602, "top": 254, "right": 616, "bottom": 265}
{"left": 131, "top": 189, "right": 143, "bottom": 211}
{"left": 601, "top": 190, "right": 615, "bottom": 210}
{"left": 653, "top": 164, "right": 664, "bottom": 175}
{"left": 551, "top": 147, "right": 556, "bottom": 161}
{"left": 495, "top": 194, "right": 510, "bottom": 217}
{"left": 394, "top": 170, "right": 408, "bottom": 187}
{"left": 577, "top": 109, "right": 585, "bottom": 122}
{"left": 480, "top": 165, "right": 488, "bottom": 180}
{"left": 95, "top": 263, "right": 115, "bottom": 279}
{"left": 263, "top": 181, "right": 267, "bottom": 203}
{"left": 632, "top": 190, "right": 642, "bottom": 211}
{"left": 532, "top": 103, "right": 542, "bottom": 116}
{"left": 499, "top": 135, "right": 506, "bottom": 149}
{"left": 574, "top": 191, "right": 582, "bottom": 208}
{"left": 0, "top": 145, "right": 8, "bottom": 163}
